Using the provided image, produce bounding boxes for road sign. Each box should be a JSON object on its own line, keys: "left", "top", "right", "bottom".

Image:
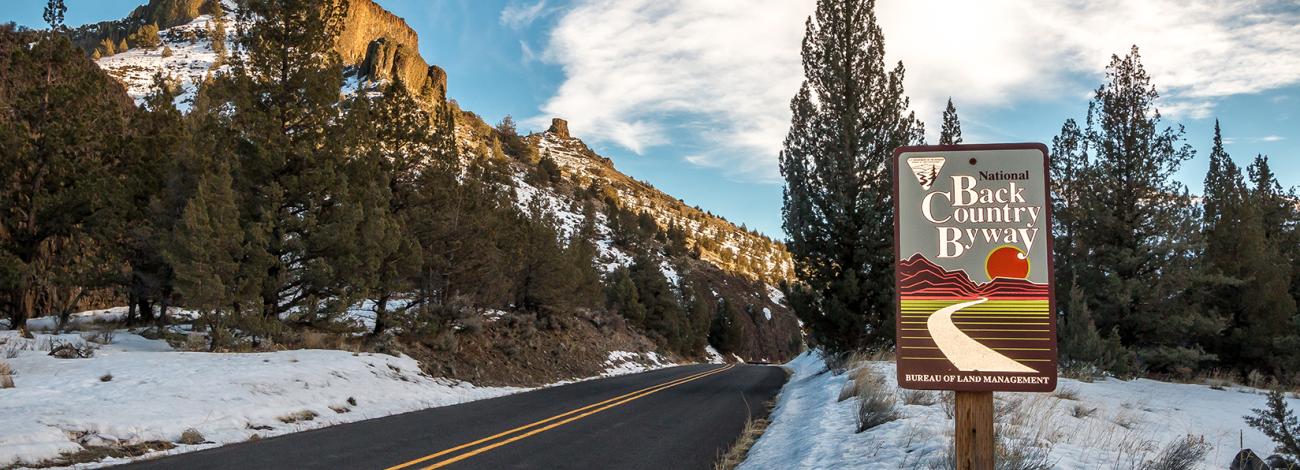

{"left": 892, "top": 144, "right": 1057, "bottom": 393}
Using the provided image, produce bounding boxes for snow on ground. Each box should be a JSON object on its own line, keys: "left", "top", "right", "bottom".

{"left": 766, "top": 284, "right": 786, "bottom": 306}
{"left": 659, "top": 260, "right": 680, "bottom": 286}
{"left": 704, "top": 345, "right": 726, "bottom": 364}
{"left": 742, "top": 352, "right": 1300, "bottom": 470}
{"left": 25, "top": 308, "right": 200, "bottom": 332}
{"left": 0, "top": 330, "right": 524, "bottom": 468}
{"left": 762, "top": 307, "right": 772, "bottom": 321}
{"left": 0, "top": 322, "right": 681, "bottom": 468}
{"left": 96, "top": 10, "right": 236, "bottom": 112}
{"left": 601, "top": 350, "right": 673, "bottom": 377}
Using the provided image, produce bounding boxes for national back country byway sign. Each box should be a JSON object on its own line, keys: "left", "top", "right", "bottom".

{"left": 893, "top": 144, "right": 1057, "bottom": 393}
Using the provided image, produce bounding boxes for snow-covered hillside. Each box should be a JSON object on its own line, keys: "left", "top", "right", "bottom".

{"left": 533, "top": 131, "right": 795, "bottom": 284}
{"left": 742, "top": 353, "right": 1299, "bottom": 469}
{"left": 95, "top": 1, "right": 236, "bottom": 111}
{"left": 0, "top": 317, "right": 677, "bottom": 468}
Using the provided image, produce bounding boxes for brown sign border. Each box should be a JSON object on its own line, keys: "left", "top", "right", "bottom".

{"left": 891, "top": 143, "right": 1057, "bottom": 392}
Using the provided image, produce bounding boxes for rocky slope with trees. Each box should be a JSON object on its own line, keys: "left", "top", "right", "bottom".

{"left": 0, "top": 0, "right": 803, "bottom": 387}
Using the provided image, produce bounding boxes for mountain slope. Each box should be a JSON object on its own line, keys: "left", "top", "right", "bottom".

{"left": 85, "top": 0, "right": 803, "bottom": 363}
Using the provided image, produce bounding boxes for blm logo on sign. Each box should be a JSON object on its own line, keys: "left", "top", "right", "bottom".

{"left": 907, "top": 156, "right": 945, "bottom": 190}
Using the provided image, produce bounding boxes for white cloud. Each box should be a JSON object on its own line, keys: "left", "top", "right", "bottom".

{"left": 500, "top": 0, "right": 548, "bottom": 30}
{"left": 537, "top": 0, "right": 1300, "bottom": 182}
{"left": 1261, "top": 135, "right": 1286, "bottom": 142}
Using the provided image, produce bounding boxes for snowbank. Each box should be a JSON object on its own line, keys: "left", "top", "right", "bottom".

{"left": 0, "top": 330, "right": 523, "bottom": 468}
{"left": 601, "top": 350, "right": 673, "bottom": 377}
{"left": 742, "top": 352, "right": 1300, "bottom": 470}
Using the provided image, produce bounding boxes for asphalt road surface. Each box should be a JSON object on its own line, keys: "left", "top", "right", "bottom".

{"left": 119, "top": 363, "right": 786, "bottom": 470}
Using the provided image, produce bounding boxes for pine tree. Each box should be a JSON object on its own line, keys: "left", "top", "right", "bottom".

{"left": 780, "top": 0, "right": 925, "bottom": 355}
{"left": 939, "top": 97, "right": 962, "bottom": 145}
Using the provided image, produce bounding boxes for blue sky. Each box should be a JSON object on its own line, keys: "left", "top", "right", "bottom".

{"left": 9, "top": 0, "right": 1299, "bottom": 239}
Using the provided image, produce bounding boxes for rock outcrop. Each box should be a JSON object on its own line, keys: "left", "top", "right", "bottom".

{"left": 547, "top": 118, "right": 570, "bottom": 139}
{"left": 338, "top": 0, "right": 446, "bottom": 109}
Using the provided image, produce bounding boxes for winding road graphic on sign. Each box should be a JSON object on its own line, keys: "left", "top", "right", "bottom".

{"left": 927, "top": 297, "right": 1037, "bottom": 373}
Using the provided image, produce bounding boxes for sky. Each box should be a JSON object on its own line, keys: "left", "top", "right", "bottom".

{"left": 8, "top": 0, "right": 1300, "bottom": 239}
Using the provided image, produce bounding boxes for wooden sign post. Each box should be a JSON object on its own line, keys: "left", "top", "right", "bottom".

{"left": 892, "top": 144, "right": 1058, "bottom": 470}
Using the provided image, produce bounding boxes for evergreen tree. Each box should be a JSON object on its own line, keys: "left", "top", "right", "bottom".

{"left": 342, "top": 84, "right": 438, "bottom": 336}
{"left": 164, "top": 161, "right": 250, "bottom": 350}
{"left": 207, "top": 0, "right": 363, "bottom": 324}
{"left": 939, "top": 97, "right": 962, "bottom": 145}
{"left": 113, "top": 75, "right": 191, "bottom": 326}
{"left": 780, "top": 0, "right": 925, "bottom": 355}
{"left": 1066, "top": 46, "right": 1218, "bottom": 373}
{"left": 606, "top": 267, "right": 645, "bottom": 326}
{"left": 0, "top": 7, "right": 133, "bottom": 330}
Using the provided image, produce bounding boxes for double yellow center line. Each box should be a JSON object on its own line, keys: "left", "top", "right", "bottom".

{"left": 385, "top": 364, "right": 736, "bottom": 470}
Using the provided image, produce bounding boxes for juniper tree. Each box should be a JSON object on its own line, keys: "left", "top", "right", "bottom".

{"left": 939, "top": 97, "right": 962, "bottom": 145}
{"left": 1067, "top": 46, "right": 1220, "bottom": 373}
{"left": 780, "top": 0, "right": 925, "bottom": 355}
{"left": 115, "top": 75, "right": 191, "bottom": 326}
{"left": 211, "top": 0, "right": 364, "bottom": 323}
{"left": 164, "top": 161, "right": 249, "bottom": 350}
{"left": 342, "top": 84, "right": 436, "bottom": 336}
{"left": 0, "top": 6, "right": 133, "bottom": 329}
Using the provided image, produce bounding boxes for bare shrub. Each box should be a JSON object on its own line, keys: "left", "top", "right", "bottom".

{"left": 48, "top": 341, "right": 96, "bottom": 359}
{"left": 182, "top": 333, "right": 208, "bottom": 351}
{"left": 902, "top": 389, "right": 938, "bottom": 406}
{"left": 459, "top": 315, "right": 485, "bottom": 334}
{"left": 329, "top": 405, "right": 351, "bottom": 414}
{"left": 1070, "top": 404, "right": 1097, "bottom": 419}
{"left": 178, "top": 429, "right": 205, "bottom": 445}
{"left": 99, "top": 373, "right": 113, "bottom": 382}
{"left": 1138, "top": 435, "right": 1209, "bottom": 470}
{"left": 82, "top": 327, "right": 116, "bottom": 345}
{"left": 1247, "top": 369, "right": 1268, "bottom": 389}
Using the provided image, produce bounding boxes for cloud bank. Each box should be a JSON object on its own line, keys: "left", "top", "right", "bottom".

{"left": 535, "top": 0, "right": 1300, "bottom": 182}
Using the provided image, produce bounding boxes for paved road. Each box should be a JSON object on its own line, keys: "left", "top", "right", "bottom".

{"left": 119, "top": 363, "right": 786, "bottom": 470}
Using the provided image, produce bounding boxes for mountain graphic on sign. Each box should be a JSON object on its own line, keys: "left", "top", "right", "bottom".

{"left": 906, "top": 156, "right": 945, "bottom": 190}
{"left": 898, "top": 254, "right": 1048, "bottom": 299}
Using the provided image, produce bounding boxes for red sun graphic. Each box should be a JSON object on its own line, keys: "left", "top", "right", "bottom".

{"left": 985, "top": 245, "right": 1030, "bottom": 280}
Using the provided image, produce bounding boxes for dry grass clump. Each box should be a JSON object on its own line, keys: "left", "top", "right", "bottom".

{"left": 0, "top": 360, "right": 13, "bottom": 389}
{"left": 81, "top": 327, "right": 116, "bottom": 345}
{"left": 1052, "top": 386, "right": 1079, "bottom": 401}
{"left": 1137, "top": 435, "right": 1210, "bottom": 470}
{"left": 178, "top": 428, "right": 205, "bottom": 445}
{"left": 1202, "top": 369, "right": 1238, "bottom": 390}
{"left": 901, "top": 389, "right": 938, "bottom": 406}
{"left": 277, "top": 410, "right": 318, "bottom": 424}
{"left": 714, "top": 408, "right": 774, "bottom": 469}
{"left": 1070, "top": 403, "right": 1098, "bottom": 419}
{"left": 848, "top": 363, "right": 899, "bottom": 432}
